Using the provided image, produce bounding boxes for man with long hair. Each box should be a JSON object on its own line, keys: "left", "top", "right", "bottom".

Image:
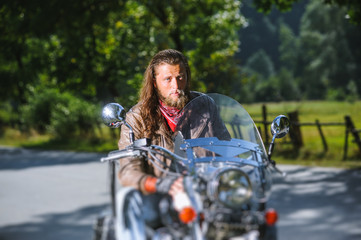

{"left": 116, "top": 49, "right": 230, "bottom": 232}
{"left": 118, "top": 49, "right": 195, "bottom": 198}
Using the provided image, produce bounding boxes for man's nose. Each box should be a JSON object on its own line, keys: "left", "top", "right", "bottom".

{"left": 171, "top": 78, "right": 179, "bottom": 89}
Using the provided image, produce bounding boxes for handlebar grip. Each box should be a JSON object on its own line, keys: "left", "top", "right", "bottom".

{"left": 100, "top": 149, "right": 142, "bottom": 162}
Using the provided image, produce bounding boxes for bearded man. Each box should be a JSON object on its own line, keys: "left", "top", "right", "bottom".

{"left": 118, "top": 49, "right": 196, "bottom": 197}
{"left": 116, "top": 49, "right": 230, "bottom": 231}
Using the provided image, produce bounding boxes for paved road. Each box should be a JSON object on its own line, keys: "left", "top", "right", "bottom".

{"left": 269, "top": 165, "right": 361, "bottom": 240}
{"left": 1, "top": 146, "right": 361, "bottom": 240}
{"left": 0, "top": 146, "right": 109, "bottom": 240}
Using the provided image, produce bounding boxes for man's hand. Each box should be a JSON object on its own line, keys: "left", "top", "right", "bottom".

{"left": 168, "top": 177, "right": 184, "bottom": 199}
{"left": 155, "top": 176, "right": 185, "bottom": 197}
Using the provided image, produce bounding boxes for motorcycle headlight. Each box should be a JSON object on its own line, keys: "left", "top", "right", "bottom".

{"left": 208, "top": 168, "right": 252, "bottom": 208}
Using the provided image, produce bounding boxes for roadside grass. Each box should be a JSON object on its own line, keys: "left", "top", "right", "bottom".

{"left": 1, "top": 100, "right": 361, "bottom": 169}
{"left": 243, "top": 100, "right": 361, "bottom": 169}
{"left": 0, "top": 127, "right": 119, "bottom": 153}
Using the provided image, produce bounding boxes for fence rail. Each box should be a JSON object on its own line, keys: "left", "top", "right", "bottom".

{"left": 252, "top": 105, "right": 361, "bottom": 160}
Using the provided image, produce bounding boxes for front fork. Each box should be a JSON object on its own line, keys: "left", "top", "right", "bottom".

{"left": 109, "top": 161, "right": 117, "bottom": 217}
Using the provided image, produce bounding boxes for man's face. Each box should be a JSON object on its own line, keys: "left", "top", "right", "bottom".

{"left": 154, "top": 63, "right": 188, "bottom": 108}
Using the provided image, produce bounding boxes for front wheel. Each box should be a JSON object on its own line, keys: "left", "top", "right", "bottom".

{"left": 92, "top": 215, "right": 116, "bottom": 240}
{"left": 115, "top": 187, "right": 146, "bottom": 240}
{"left": 259, "top": 225, "right": 277, "bottom": 240}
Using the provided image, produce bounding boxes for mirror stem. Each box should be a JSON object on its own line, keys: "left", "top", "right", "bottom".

{"left": 268, "top": 134, "right": 277, "bottom": 159}
{"left": 268, "top": 134, "right": 286, "bottom": 176}
{"left": 124, "top": 122, "right": 135, "bottom": 143}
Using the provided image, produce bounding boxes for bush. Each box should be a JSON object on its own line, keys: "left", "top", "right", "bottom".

{"left": 49, "top": 96, "right": 100, "bottom": 139}
{"left": 326, "top": 88, "right": 345, "bottom": 101}
{"left": 22, "top": 88, "right": 100, "bottom": 139}
{"left": 22, "top": 89, "right": 67, "bottom": 133}
{"left": 346, "top": 80, "right": 359, "bottom": 103}
{"left": 0, "top": 102, "right": 17, "bottom": 135}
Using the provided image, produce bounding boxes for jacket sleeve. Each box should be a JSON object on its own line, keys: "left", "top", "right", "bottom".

{"left": 117, "top": 109, "right": 154, "bottom": 195}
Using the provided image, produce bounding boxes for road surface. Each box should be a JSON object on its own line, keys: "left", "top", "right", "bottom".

{"left": 1, "top": 146, "right": 361, "bottom": 240}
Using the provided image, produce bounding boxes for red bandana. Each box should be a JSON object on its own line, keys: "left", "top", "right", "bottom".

{"left": 159, "top": 100, "right": 182, "bottom": 132}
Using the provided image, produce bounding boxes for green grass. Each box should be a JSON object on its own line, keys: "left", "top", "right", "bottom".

{"left": 243, "top": 100, "right": 361, "bottom": 169}
{"left": 0, "top": 127, "right": 119, "bottom": 153}
{"left": 1, "top": 100, "right": 361, "bottom": 169}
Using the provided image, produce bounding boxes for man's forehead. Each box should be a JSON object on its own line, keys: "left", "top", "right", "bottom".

{"left": 155, "top": 62, "right": 186, "bottom": 74}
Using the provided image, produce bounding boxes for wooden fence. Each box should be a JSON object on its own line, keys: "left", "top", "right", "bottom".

{"left": 253, "top": 104, "right": 361, "bottom": 160}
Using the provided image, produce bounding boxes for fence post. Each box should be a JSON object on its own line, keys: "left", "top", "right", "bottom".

{"left": 257, "top": 126, "right": 262, "bottom": 138}
{"left": 343, "top": 119, "right": 349, "bottom": 160}
{"left": 315, "top": 119, "right": 328, "bottom": 152}
{"left": 288, "top": 111, "right": 303, "bottom": 149}
{"left": 262, "top": 104, "right": 269, "bottom": 146}
{"left": 344, "top": 115, "right": 361, "bottom": 159}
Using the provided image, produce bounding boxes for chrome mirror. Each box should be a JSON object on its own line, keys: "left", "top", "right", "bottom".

{"left": 102, "top": 103, "right": 134, "bottom": 143}
{"left": 270, "top": 115, "right": 290, "bottom": 139}
{"left": 102, "top": 103, "right": 126, "bottom": 128}
{"left": 268, "top": 115, "right": 290, "bottom": 171}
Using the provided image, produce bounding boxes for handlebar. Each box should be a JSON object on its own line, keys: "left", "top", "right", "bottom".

{"left": 100, "top": 138, "right": 152, "bottom": 162}
{"left": 100, "top": 137, "right": 286, "bottom": 178}
{"left": 100, "top": 149, "right": 144, "bottom": 162}
{"left": 100, "top": 141, "right": 186, "bottom": 177}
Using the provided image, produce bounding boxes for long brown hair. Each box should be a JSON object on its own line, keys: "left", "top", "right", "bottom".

{"left": 139, "top": 49, "right": 191, "bottom": 138}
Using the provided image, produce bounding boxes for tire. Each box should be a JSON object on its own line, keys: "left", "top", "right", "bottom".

{"left": 260, "top": 225, "right": 277, "bottom": 240}
{"left": 92, "top": 215, "right": 116, "bottom": 240}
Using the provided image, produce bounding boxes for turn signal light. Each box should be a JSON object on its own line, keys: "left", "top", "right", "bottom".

{"left": 265, "top": 208, "right": 278, "bottom": 225}
{"left": 179, "top": 207, "right": 197, "bottom": 224}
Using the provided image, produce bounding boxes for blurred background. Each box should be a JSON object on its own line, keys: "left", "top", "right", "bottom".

{"left": 1, "top": 1, "right": 361, "bottom": 239}
{"left": 1, "top": 0, "right": 361, "bottom": 166}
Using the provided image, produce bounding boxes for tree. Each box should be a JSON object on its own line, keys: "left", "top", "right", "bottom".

{"left": 244, "top": 49, "right": 275, "bottom": 79}
{"left": 252, "top": 0, "right": 361, "bottom": 26}
{"left": 278, "top": 23, "right": 298, "bottom": 73}
{"left": 296, "top": 1, "right": 357, "bottom": 99}
{"left": 238, "top": 0, "right": 281, "bottom": 70}
{"left": 0, "top": 0, "right": 245, "bottom": 110}
{"left": 244, "top": 0, "right": 361, "bottom": 100}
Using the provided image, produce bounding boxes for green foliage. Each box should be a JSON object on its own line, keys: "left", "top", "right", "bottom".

{"left": 2, "top": 0, "right": 361, "bottom": 144}
{"left": 252, "top": 0, "right": 296, "bottom": 13}
{"left": 0, "top": 0, "right": 245, "bottom": 108}
{"left": 0, "top": 102, "right": 17, "bottom": 135}
{"left": 240, "top": 0, "right": 361, "bottom": 102}
{"left": 241, "top": 49, "right": 301, "bottom": 102}
{"left": 21, "top": 88, "right": 67, "bottom": 133}
{"left": 21, "top": 88, "right": 100, "bottom": 139}
{"left": 296, "top": 1, "right": 358, "bottom": 99}
{"left": 49, "top": 96, "right": 100, "bottom": 139}
{"left": 244, "top": 49, "right": 275, "bottom": 79}
{"left": 278, "top": 23, "right": 298, "bottom": 72}
{"left": 253, "top": 0, "right": 361, "bottom": 25}
{"left": 345, "top": 80, "right": 359, "bottom": 102}
{"left": 326, "top": 88, "right": 346, "bottom": 101}
{"left": 4, "top": 99, "right": 360, "bottom": 168}
{"left": 275, "top": 68, "right": 301, "bottom": 101}
{"left": 244, "top": 100, "right": 361, "bottom": 166}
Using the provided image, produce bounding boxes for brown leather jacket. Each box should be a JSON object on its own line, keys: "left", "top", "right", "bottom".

{"left": 117, "top": 92, "right": 230, "bottom": 194}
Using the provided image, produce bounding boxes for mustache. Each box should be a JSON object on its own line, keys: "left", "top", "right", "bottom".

{"left": 169, "top": 89, "right": 185, "bottom": 96}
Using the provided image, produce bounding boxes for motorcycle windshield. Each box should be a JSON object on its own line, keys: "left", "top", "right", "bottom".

{"left": 174, "top": 93, "right": 268, "bottom": 166}
{"left": 174, "top": 93, "right": 272, "bottom": 203}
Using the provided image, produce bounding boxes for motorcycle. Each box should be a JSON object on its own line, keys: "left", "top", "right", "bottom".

{"left": 93, "top": 93, "right": 290, "bottom": 240}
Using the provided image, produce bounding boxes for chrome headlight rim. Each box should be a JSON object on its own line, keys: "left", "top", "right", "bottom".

{"left": 207, "top": 167, "right": 253, "bottom": 209}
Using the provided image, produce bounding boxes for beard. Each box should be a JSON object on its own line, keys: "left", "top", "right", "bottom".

{"left": 157, "top": 89, "right": 189, "bottom": 109}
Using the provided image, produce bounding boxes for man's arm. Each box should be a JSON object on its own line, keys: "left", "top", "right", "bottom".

{"left": 117, "top": 110, "right": 153, "bottom": 194}
{"left": 117, "top": 109, "right": 183, "bottom": 196}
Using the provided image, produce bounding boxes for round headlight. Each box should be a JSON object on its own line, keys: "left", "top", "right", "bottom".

{"left": 209, "top": 168, "right": 252, "bottom": 208}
